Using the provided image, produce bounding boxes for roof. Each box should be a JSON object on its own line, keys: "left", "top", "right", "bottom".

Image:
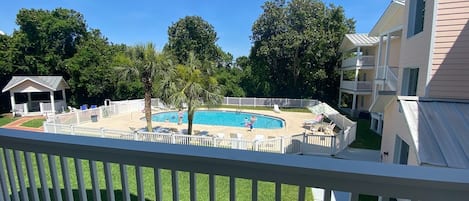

{"left": 399, "top": 97, "right": 469, "bottom": 169}
{"left": 369, "top": 0, "right": 405, "bottom": 36}
{"left": 2, "top": 76, "right": 70, "bottom": 93}
{"left": 339, "top": 34, "right": 380, "bottom": 51}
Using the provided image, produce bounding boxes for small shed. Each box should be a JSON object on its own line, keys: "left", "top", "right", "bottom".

{"left": 2, "top": 76, "right": 70, "bottom": 116}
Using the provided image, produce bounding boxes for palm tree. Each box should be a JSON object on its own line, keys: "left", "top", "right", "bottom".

{"left": 116, "top": 43, "right": 173, "bottom": 132}
{"left": 158, "top": 53, "right": 222, "bottom": 135}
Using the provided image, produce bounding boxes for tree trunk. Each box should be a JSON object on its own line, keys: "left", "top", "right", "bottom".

{"left": 187, "top": 101, "right": 194, "bottom": 135}
{"left": 144, "top": 81, "right": 153, "bottom": 132}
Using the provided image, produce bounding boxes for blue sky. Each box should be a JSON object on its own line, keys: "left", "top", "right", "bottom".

{"left": 0, "top": 0, "right": 388, "bottom": 58}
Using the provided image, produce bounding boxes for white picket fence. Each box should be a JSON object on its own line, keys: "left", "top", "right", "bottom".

{"left": 224, "top": 97, "right": 320, "bottom": 108}
{"left": 43, "top": 123, "right": 351, "bottom": 155}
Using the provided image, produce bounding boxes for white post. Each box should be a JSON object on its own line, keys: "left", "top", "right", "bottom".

{"left": 171, "top": 134, "right": 176, "bottom": 144}
{"left": 352, "top": 94, "right": 357, "bottom": 111}
{"left": 100, "top": 128, "right": 105, "bottom": 138}
{"left": 300, "top": 99, "right": 303, "bottom": 107}
{"left": 50, "top": 91, "right": 56, "bottom": 113}
{"left": 62, "top": 89, "right": 67, "bottom": 105}
{"left": 254, "top": 141, "right": 259, "bottom": 151}
{"left": 280, "top": 137, "right": 285, "bottom": 154}
{"left": 254, "top": 97, "right": 256, "bottom": 107}
{"left": 76, "top": 111, "right": 80, "bottom": 124}
{"left": 27, "top": 92, "right": 32, "bottom": 111}
{"left": 71, "top": 125, "right": 75, "bottom": 135}
{"left": 354, "top": 68, "right": 359, "bottom": 90}
{"left": 356, "top": 47, "right": 361, "bottom": 66}
{"left": 99, "top": 107, "right": 103, "bottom": 120}
{"left": 10, "top": 91, "right": 16, "bottom": 116}
{"left": 383, "top": 33, "right": 391, "bottom": 89}
{"left": 376, "top": 36, "right": 383, "bottom": 78}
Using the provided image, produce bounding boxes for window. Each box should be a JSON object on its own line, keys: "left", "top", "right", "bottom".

{"left": 401, "top": 68, "right": 419, "bottom": 96}
{"left": 407, "top": 0, "right": 426, "bottom": 37}
{"left": 394, "top": 136, "right": 409, "bottom": 165}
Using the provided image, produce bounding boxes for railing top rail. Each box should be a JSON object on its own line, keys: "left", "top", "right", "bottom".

{"left": 0, "top": 128, "right": 468, "bottom": 200}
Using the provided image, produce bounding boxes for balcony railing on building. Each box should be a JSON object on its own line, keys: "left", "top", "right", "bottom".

{"left": 0, "top": 129, "right": 468, "bottom": 201}
{"left": 340, "top": 81, "right": 372, "bottom": 92}
{"left": 341, "top": 55, "right": 375, "bottom": 68}
{"left": 375, "top": 66, "right": 398, "bottom": 91}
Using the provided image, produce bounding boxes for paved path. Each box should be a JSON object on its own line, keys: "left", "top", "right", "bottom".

{"left": 2, "top": 116, "right": 44, "bottom": 132}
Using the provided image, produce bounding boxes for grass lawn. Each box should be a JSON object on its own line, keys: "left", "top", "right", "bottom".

{"left": 349, "top": 119, "right": 381, "bottom": 150}
{"left": 205, "top": 105, "right": 311, "bottom": 113}
{"left": 0, "top": 114, "right": 17, "bottom": 127}
{"left": 1, "top": 150, "right": 313, "bottom": 201}
{"left": 21, "top": 118, "right": 45, "bottom": 128}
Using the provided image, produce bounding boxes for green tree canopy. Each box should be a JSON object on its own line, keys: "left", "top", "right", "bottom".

{"left": 165, "top": 16, "right": 221, "bottom": 65}
{"left": 250, "top": 0, "right": 355, "bottom": 102}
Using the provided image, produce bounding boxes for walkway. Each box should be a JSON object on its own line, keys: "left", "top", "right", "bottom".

{"left": 2, "top": 116, "right": 44, "bottom": 132}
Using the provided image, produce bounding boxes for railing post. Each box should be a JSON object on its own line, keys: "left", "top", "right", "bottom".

{"left": 71, "top": 125, "right": 75, "bottom": 135}
{"left": 331, "top": 136, "right": 336, "bottom": 155}
{"left": 76, "top": 111, "right": 80, "bottom": 124}
{"left": 99, "top": 107, "right": 103, "bottom": 119}
{"left": 280, "top": 136, "right": 285, "bottom": 154}
{"left": 254, "top": 97, "right": 256, "bottom": 107}
{"left": 171, "top": 134, "right": 176, "bottom": 144}
{"left": 212, "top": 137, "right": 217, "bottom": 147}
{"left": 254, "top": 141, "right": 259, "bottom": 151}
{"left": 134, "top": 132, "right": 138, "bottom": 141}
{"left": 100, "top": 127, "right": 105, "bottom": 138}
{"left": 300, "top": 99, "right": 303, "bottom": 107}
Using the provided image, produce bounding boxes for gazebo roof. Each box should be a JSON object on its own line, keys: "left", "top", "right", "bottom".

{"left": 2, "top": 76, "right": 70, "bottom": 93}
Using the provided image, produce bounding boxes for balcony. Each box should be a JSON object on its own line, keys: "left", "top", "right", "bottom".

{"left": 375, "top": 66, "right": 398, "bottom": 91}
{"left": 341, "top": 55, "right": 375, "bottom": 68}
{"left": 0, "top": 129, "right": 468, "bottom": 201}
{"left": 340, "top": 81, "right": 372, "bottom": 93}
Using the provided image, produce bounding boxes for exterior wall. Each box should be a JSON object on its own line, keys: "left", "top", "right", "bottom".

{"left": 388, "top": 37, "right": 402, "bottom": 67}
{"left": 397, "top": 0, "right": 436, "bottom": 97}
{"left": 428, "top": 0, "right": 469, "bottom": 99}
{"left": 356, "top": 95, "right": 373, "bottom": 111}
{"left": 380, "top": 100, "right": 419, "bottom": 166}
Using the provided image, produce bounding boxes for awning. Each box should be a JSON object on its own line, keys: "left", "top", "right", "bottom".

{"left": 399, "top": 97, "right": 469, "bottom": 169}
{"left": 369, "top": 91, "right": 396, "bottom": 113}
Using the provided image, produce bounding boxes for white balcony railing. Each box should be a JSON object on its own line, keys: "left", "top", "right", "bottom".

{"left": 375, "top": 66, "right": 398, "bottom": 91}
{"left": 0, "top": 129, "right": 468, "bottom": 201}
{"left": 340, "top": 81, "right": 372, "bottom": 92}
{"left": 341, "top": 55, "right": 375, "bottom": 68}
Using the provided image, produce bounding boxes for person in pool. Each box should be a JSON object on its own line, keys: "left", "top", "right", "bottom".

{"left": 178, "top": 109, "right": 183, "bottom": 125}
{"left": 249, "top": 115, "right": 257, "bottom": 131}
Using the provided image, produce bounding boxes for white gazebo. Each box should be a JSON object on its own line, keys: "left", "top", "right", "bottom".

{"left": 2, "top": 76, "right": 70, "bottom": 116}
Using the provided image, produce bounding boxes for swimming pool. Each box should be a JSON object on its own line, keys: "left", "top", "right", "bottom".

{"left": 151, "top": 110, "right": 284, "bottom": 129}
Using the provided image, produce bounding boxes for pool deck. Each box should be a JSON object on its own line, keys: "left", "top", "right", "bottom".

{"left": 79, "top": 108, "right": 317, "bottom": 140}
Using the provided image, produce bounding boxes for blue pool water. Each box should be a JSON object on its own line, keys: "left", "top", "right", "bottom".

{"left": 151, "top": 110, "right": 284, "bottom": 129}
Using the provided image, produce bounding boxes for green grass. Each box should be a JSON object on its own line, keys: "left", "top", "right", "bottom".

{"left": 21, "top": 118, "right": 45, "bottom": 128}
{"left": 350, "top": 119, "right": 381, "bottom": 150}
{"left": 204, "top": 105, "right": 311, "bottom": 113}
{"left": 1, "top": 149, "right": 313, "bottom": 201}
{"left": 0, "top": 114, "right": 17, "bottom": 127}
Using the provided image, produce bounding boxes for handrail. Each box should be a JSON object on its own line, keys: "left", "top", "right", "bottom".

{"left": 0, "top": 128, "right": 468, "bottom": 200}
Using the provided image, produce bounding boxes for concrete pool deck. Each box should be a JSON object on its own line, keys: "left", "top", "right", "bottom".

{"left": 79, "top": 108, "right": 317, "bottom": 140}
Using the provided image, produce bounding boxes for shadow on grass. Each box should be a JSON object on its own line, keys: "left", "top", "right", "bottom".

{"left": 9, "top": 188, "right": 153, "bottom": 201}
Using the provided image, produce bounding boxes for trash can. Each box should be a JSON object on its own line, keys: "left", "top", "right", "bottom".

{"left": 91, "top": 115, "right": 98, "bottom": 122}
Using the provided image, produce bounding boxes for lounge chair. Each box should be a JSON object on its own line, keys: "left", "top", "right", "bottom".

{"left": 303, "top": 114, "right": 324, "bottom": 127}
{"left": 273, "top": 104, "right": 281, "bottom": 113}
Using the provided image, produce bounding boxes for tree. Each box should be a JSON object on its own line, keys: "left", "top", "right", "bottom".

{"left": 11, "top": 8, "right": 87, "bottom": 75}
{"left": 250, "top": 0, "right": 355, "bottom": 102}
{"left": 165, "top": 16, "right": 221, "bottom": 64}
{"left": 116, "top": 43, "right": 173, "bottom": 132}
{"left": 158, "top": 53, "right": 223, "bottom": 135}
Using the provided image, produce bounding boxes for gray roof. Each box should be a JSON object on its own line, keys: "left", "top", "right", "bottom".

{"left": 400, "top": 98, "right": 469, "bottom": 169}
{"left": 344, "top": 34, "right": 380, "bottom": 46}
{"left": 2, "top": 76, "right": 70, "bottom": 93}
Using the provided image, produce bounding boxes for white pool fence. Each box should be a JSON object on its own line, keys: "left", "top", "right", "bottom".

{"left": 43, "top": 122, "right": 351, "bottom": 155}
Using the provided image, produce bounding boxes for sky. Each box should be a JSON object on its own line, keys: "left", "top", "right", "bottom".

{"left": 0, "top": 0, "right": 388, "bottom": 58}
